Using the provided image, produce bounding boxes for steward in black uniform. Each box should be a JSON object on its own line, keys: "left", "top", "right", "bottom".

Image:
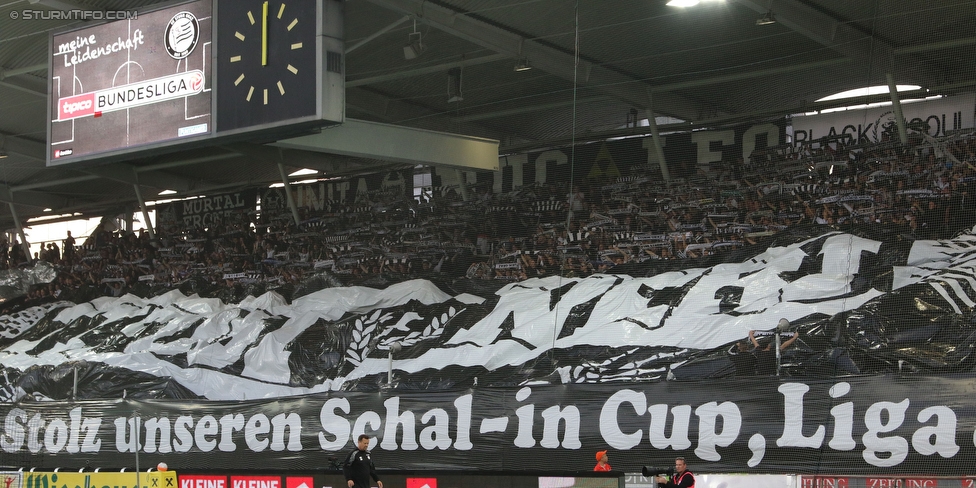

{"left": 343, "top": 435, "right": 383, "bottom": 488}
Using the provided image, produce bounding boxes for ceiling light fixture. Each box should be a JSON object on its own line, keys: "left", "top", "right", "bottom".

{"left": 447, "top": 67, "right": 463, "bottom": 103}
{"left": 403, "top": 19, "right": 426, "bottom": 60}
{"left": 514, "top": 38, "right": 532, "bottom": 72}
{"left": 158, "top": 189, "right": 177, "bottom": 195}
{"left": 756, "top": 10, "right": 776, "bottom": 25}
{"left": 289, "top": 168, "right": 318, "bottom": 177}
{"left": 0, "top": 151, "right": 7, "bottom": 159}
{"left": 666, "top": 0, "right": 700, "bottom": 6}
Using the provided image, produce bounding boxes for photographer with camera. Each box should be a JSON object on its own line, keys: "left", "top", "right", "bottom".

{"left": 651, "top": 457, "right": 694, "bottom": 488}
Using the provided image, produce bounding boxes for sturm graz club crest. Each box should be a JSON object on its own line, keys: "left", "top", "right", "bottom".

{"left": 165, "top": 11, "right": 200, "bottom": 59}
{"left": 872, "top": 109, "right": 899, "bottom": 142}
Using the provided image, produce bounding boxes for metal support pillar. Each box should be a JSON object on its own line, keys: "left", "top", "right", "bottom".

{"left": 454, "top": 169, "right": 469, "bottom": 201}
{"left": 277, "top": 161, "right": 302, "bottom": 226}
{"left": 8, "top": 203, "right": 31, "bottom": 262}
{"left": 886, "top": 73, "right": 909, "bottom": 145}
{"left": 131, "top": 184, "right": 156, "bottom": 241}
{"left": 646, "top": 90, "right": 671, "bottom": 182}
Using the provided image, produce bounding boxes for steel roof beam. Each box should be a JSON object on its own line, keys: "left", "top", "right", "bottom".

{"left": 0, "top": 132, "right": 46, "bottom": 161}
{"left": 730, "top": 0, "right": 944, "bottom": 88}
{"left": 361, "top": 0, "right": 717, "bottom": 120}
{"left": 0, "top": 184, "right": 72, "bottom": 210}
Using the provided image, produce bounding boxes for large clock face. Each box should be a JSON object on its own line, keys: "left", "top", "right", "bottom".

{"left": 216, "top": 0, "right": 318, "bottom": 132}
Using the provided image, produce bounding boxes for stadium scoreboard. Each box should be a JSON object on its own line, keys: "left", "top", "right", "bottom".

{"left": 47, "top": 0, "right": 344, "bottom": 166}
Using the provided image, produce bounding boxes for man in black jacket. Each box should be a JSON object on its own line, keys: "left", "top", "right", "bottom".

{"left": 343, "top": 434, "right": 383, "bottom": 488}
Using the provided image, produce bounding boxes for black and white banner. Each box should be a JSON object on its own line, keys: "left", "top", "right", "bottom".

{"left": 486, "top": 120, "right": 787, "bottom": 192}
{"left": 3, "top": 226, "right": 976, "bottom": 475}
{"left": 155, "top": 190, "right": 257, "bottom": 230}
{"left": 792, "top": 93, "right": 976, "bottom": 145}
{"left": 0, "top": 377, "right": 973, "bottom": 474}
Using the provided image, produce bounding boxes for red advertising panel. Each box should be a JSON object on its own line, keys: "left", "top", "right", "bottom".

{"left": 801, "top": 477, "right": 850, "bottom": 488}
{"left": 180, "top": 475, "right": 227, "bottom": 488}
{"left": 230, "top": 476, "right": 281, "bottom": 488}
{"left": 867, "top": 480, "right": 939, "bottom": 488}
{"left": 285, "top": 478, "right": 314, "bottom": 488}
{"left": 406, "top": 479, "right": 437, "bottom": 488}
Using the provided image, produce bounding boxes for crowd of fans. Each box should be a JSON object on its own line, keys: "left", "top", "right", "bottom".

{"left": 4, "top": 127, "right": 976, "bottom": 312}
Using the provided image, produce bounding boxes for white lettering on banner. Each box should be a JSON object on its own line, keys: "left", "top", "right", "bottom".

{"left": 792, "top": 93, "right": 976, "bottom": 144}
{"left": 691, "top": 129, "right": 734, "bottom": 166}
{"left": 1, "top": 407, "right": 101, "bottom": 454}
{"left": 496, "top": 123, "right": 782, "bottom": 190}
{"left": 694, "top": 402, "right": 741, "bottom": 461}
{"left": 381, "top": 397, "right": 419, "bottom": 450}
{"left": 595, "top": 382, "right": 966, "bottom": 468}
{"left": 0, "top": 386, "right": 973, "bottom": 470}
{"left": 600, "top": 390, "right": 645, "bottom": 450}
{"left": 319, "top": 395, "right": 474, "bottom": 452}
{"left": 648, "top": 404, "right": 692, "bottom": 450}
{"left": 828, "top": 382, "right": 856, "bottom": 451}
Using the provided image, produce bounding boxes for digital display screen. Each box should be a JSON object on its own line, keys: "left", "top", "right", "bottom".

{"left": 48, "top": 0, "right": 212, "bottom": 165}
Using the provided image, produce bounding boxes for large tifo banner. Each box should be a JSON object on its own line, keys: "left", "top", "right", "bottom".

{"left": 260, "top": 169, "right": 412, "bottom": 217}
{"left": 155, "top": 190, "right": 257, "bottom": 230}
{"left": 791, "top": 93, "right": 976, "bottom": 145}
{"left": 1, "top": 377, "right": 974, "bottom": 475}
{"left": 480, "top": 120, "right": 786, "bottom": 193}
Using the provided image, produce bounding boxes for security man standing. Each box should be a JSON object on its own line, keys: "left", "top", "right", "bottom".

{"left": 656, "top": 457, "right": 694, "bottom": 488}
{"left": 343, "top": 434, "right": 383, "bottom": 488}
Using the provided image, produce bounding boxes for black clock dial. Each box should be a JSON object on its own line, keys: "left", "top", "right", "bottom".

{"left": 216, "top": 0, "right": 318, "bottom": 132}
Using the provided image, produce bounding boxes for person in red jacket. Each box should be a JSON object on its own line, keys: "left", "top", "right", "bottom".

{"left": 594, "top": 450, "right": 612, "bottom": 471}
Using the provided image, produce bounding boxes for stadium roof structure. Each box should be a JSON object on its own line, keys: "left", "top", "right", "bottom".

{"left": 0, "top": 0, "right": 975, "bottom": 231}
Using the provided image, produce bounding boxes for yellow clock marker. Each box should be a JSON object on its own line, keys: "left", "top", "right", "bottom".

{"left": 291, "top": 42, "right": 302, "bottom": 50}
{"left": 287, "top": 18, "right": 297, "bottom": 31}
{"left": 261, "top": 1, "right": 269, "bottom": 66}
{"left": 263, "top": 88, "right": 268, "bottom": 104}
{"left": 247, "top": 11, "right": 255, "bottom": 25}
{"left": 277, "top": 81, "right": 285, "bottom": 95}
{"left": 234, "top": 73, "right": 245, "bottom": 86}
{"left": 235, "top": 31, "right": 245, "bottom": 41}
{"left": 287, "top": 64, "right": 298, "bottom": 74}
{"left": 230, "top": 55, "right": 242, "bottom": 62}
{"left": 246, "top": 86, "right": 254, "bottom": 101}
{"left": 277, "top": 3, "right": 286, "bottom": 19}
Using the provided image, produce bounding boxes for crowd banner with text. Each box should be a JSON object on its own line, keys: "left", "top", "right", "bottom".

{"left": 487, "top": 120, "right": 786, "bottom": 193}
{"left": 791, "top": 93, "right": 976, "bottom": 145}
{"left": 155, "top": 190, "right": 257, "bottom": 231}
{"left": 0, "top": 378, "right": 974, "bottom": 475}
